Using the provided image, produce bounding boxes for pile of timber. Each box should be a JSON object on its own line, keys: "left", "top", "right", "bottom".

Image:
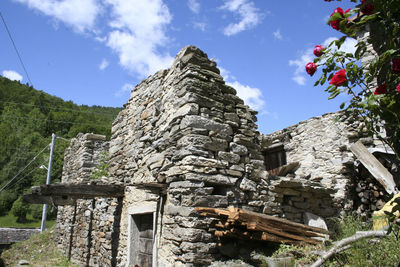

{"left": 195, "top": 206, "right": 329, "bottom": 245}
{"left": 354, "top": 173, "right": 388, "bottom": 217}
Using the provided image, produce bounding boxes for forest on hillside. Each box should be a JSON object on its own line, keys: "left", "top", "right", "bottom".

{"left": 0, "top": 76, "right": 122, "bottom": 222}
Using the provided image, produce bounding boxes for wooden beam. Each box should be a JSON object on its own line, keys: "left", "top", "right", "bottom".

{"left": 22, "top": 194, "right": 76, "bottom": 206}
{"left": 350, "top": 141, "right": 398, "bottom": 194}
{"left": 246, "top": 221, "right": 321, "bottom": 244}
{"left": 31, "top": 183, "right": 125, "bottom": 198}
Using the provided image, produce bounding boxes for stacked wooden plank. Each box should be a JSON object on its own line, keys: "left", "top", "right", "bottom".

{"left": 195, "top": 206, "right": 329, "bottom": 245}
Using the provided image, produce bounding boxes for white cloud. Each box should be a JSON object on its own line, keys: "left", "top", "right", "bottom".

{"left": 193, "top": 22, "right": 206, "bottom": 31}
{"left": 2, "top": 70, "right": 23, "bottom": 81}
{"left": 13, "top": 0, "right": 101, "bottom": 33}
{"left": 220, "top": 0, "right": 263, "bottom": 36}
{"left": 94, "top": 36, "right": 107, "bottom": 43}
{"left": 99, "top": 58, "right": 109, "bottom": 70}
{"left": 187, "top": 0, "right": 200, "bottom": 14}
{"left": 292, "top": 76, "right": 306, "bottom": 86}
{"left": 323, "top": 37, "right": 357, "bottom": 54}
{"left": 15, "top": 0, "right": 174, "bottom": 78}
{"left": 104, "top": 0, "right": 174, "bottom": 77}
{"left": 219, "top": 67, "right": 266, "bottom": 112}
{"left": 289, "top": 47, "right": 314, "bottom": 86}
{"left": 219, "top": 66, "right": 232, "bottom": 81}
{"left": 273, "top": 28, "right": 282, "bottom": 40}
{"left": 115, "top": 83, "right": 134, "bottom": 97}
{"left": 227, "top": 80, "right": 265, "bottom": 111}
{"left": 289, "top": 37, "right": 358, "bottom": 86}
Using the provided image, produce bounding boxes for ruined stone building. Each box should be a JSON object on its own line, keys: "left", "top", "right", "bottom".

{"left": 53, "top": 46, "right": 397, "bottom": 266}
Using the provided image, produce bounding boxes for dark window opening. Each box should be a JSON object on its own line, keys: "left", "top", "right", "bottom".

{"left": 264, "top": 143, "right": 287, "bottom": 172}
{"left": 211, "top": 184, "right": 228, "bottom": 196}
{"left": 283, "top": 195, "right": 290, "bottom": 205}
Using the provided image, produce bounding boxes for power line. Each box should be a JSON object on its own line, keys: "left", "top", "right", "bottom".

{"left": 0, "top": 100, "right": 121, "bottom": 117}
{"left": 0, "top": 9, "right": 33, "bottom": 87}
{"left": 0, "top": 143, "right": 49, "bottom": 193}
{"left": 1, "top": 161, "right": 45, "bottom": 193}
{"left": 0, "top": 114, "right": 112, "bottom": 129}
{"left": 0, "top": 147, "right": 47, "bottom": 153}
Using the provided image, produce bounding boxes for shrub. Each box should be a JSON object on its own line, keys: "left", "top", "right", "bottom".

{"left": 0, "top": 191, "right": 17, "bottom": 216}
{"left": 11, "top": 196, "right": 29, "bottom": 223}
{"left": 30, "top": 204, "right": 43, "bottom": 220}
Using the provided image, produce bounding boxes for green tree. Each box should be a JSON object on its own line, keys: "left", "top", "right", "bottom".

{"left": 0, "top": 191, "right": 17, "bottom": 216}
{"left": 11, "top": 196, "right": 29, "bottom": 223}
{"left": 0, "top": 75, "right": 121, "bottom": 224}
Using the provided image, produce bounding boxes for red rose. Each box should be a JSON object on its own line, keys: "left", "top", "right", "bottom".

{"left": 313, "top": 45, "right": 324, "bottom": 57}
{"left": 329, "top": 69, "right": 347, "bottom": 86}
{"left": 330, "top": 7, "right": 350, "bottom": 30}
{"left": 334, "top": 7, "right": 345, "bottom": 16}
{"left": 396, "top": 83, "right": 400, "bottom": 93}
{"left": 392, "top": 59, "right": 400, "bottom": 73}
{"left": 361, "top": 0, "right": 374, "bottom": 15}
{"left": 373, "top": 84, "right": 388, "bottom": 95}
{"left": 330, "top": 20, "right": 340, "bottom": 30}
{"left": 306, "top": 62, "right": 317, "bottom": 76}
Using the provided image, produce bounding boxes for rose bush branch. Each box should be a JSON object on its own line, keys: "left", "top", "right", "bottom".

{"left": 307, "top": 0, "right": 400, "bottom": 158}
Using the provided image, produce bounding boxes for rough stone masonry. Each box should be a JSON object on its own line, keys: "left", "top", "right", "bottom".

{"left": 56, "top": 46, "right": 393, "bottom": 266}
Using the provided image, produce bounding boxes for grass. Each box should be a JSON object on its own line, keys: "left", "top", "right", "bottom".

{"left": 1, "top": 225, "right": 80, "bottom": 267}
{"left": 0, "top": 212, "right": 56, "bottom": 228}
{"left": 263, "top": 214, "right": 400, "bottom": 267}
{"left": 326, "top": 215, "right": 400, "bottom": 266}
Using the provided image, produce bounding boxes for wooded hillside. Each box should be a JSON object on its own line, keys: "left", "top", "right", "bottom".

{"left": 0, "top": 76, "right": 121, "bottom": 220}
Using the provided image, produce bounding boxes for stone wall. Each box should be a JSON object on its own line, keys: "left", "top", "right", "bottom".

{"left": 110, "top": 46, "right": 269, "bottom": 266}
{"left": 0, "top": 228, "right": 40, "bottom": 244}
{"left": 60, "top": 133, "right": 110, "bottom": 184}
{"left": 260, "top": 112, "right": 394, "bottom": 223}
{"left": 56, "top": 133, "right": 122, "bottom": 267}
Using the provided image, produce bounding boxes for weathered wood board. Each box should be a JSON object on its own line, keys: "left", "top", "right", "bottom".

{"left": 350, "top": 141, "right": 398, "bottom": 194}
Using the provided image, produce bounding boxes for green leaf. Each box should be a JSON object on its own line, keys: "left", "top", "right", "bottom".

{"left": 329, "top": 90, "right": 340, "bottom": 100}
{"left": 335, "top": 36, "right": 347, "bottom": 49}
{"left": 321, "top": 74, "right": 327, "bottom": 85}
{"left": 355, "top": 42, "right": 366, "bottom": 60}
{"left": 359, "top": 13, "right": 378, "bottom": 24}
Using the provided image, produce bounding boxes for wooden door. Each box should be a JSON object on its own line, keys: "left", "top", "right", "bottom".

{"left": 131, "top": 213, "right": 154, "bottom": 267}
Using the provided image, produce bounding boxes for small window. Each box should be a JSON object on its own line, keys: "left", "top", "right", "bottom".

{"left": 264, "top": 143, "right": 286, "bottom": 171}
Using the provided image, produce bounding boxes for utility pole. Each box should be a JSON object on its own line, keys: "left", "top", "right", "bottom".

{"left": 41, "top": 133, "right": 56, "bottom": 232}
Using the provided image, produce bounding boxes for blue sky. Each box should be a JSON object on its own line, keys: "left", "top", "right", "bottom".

{"left": 0, "top": 0, "right": 358, "bottom": 134}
